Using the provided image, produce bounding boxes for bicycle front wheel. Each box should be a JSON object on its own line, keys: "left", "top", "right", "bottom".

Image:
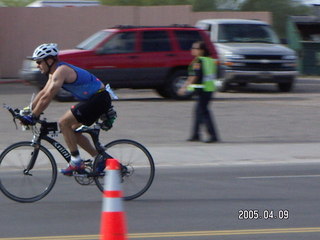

{"left": 94, "top": 139, "right": 155, "bottom": 200}
{"left": 0, "top": 142, "right": 57, "bottom": 203}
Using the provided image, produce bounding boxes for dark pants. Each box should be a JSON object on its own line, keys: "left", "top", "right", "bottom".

{"left": 191, "top": 91, "right": 218, "bottom": 141}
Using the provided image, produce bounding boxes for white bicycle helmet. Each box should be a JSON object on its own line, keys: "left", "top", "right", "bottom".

{"left": 31, "top": 43, "right": 59, "bottom": 60}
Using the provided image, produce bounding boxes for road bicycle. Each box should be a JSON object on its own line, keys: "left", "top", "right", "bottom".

{"left": 0, "top": 105, "right": 155, "bottom": 203}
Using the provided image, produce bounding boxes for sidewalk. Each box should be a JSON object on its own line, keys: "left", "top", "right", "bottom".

{"left": 148, "top": 142, "right": 320, "bottom": 167}
{"left": 25, "top": 141, "right": 320, "bottom": 168}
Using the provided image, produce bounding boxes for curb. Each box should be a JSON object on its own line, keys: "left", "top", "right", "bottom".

{"left": 0, "top": 79, "right": 29, "bottom": 84}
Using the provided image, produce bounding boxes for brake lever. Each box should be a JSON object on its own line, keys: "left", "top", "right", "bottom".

{"left": 12, "top": 118, "right": 18, "bottom": 130}
{"left": 3, "top": 104, "right": 20, "bottom": 129}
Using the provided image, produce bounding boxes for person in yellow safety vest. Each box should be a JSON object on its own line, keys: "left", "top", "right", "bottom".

{"left": 178, "top": 41, "right": 219, "bottom": 143}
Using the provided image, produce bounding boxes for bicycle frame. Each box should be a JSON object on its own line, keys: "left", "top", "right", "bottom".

{"left": 3, "top": 104, "right": 108, "bottom": 163}
{"left": 25, "top": 124, "right": 109, "bottom": 175}
{"left": 41, "top": 135, "right": 71, "bottom": 162}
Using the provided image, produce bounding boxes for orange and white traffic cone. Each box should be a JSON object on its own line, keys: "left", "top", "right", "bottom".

{"left": 100, "top": 158, "right": 127, "bottom": 240}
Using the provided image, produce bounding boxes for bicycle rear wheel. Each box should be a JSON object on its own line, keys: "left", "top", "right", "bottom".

{"left": 93, "top": 139, "right": 155, "bottom": 200}
{"left": 0, "top": 141, "right": 57, "bottom": 203}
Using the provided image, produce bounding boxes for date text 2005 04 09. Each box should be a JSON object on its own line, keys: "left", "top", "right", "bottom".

{"left": 238, "top": 209, "right": 289, "bottom": 220}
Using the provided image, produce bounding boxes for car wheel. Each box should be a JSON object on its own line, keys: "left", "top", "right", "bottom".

{"left": 54, "top": 88, "right": 75, "bottom": 102}
{"left": 216, "top": 79, "right": 228, "bottom": 92}
{"left": 155, "top": 88, "right": 170, "bottom": 98}
{"left": 278, "top": 79, "right": 294, "bottom": 92}
{"left": 165, "top": 70, "right": 193, "bottom": 100}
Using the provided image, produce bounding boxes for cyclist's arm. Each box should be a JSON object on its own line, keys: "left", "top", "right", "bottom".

{"left": 31, "top": 84, "right": 49, "bottom": 110}
{"left": 32, "top": 70, "right": 66, "bottom": 117}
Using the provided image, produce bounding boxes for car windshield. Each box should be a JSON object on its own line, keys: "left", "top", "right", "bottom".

{"left": 76, "top": 30, "right": 112, "bottom": 50}
{"left": 218, "top": 24, "right": 280, "bottom": 44}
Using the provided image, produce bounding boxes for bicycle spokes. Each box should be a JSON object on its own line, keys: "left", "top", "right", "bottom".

{"left": 0, "top": 142, "right": 57, "bottom": 203}
{"left": 93, "top": 139, "right": 155, "bottom": 201}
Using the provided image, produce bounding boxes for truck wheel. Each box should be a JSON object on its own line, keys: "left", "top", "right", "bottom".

{"left": 278, "top": 79, "right": 294, "bottom": 92}
{"left": 157, "top": 70, "right": 193, "bottom": 100}
{"left": 216, "top": 79, "right": 229, "bottom": 92}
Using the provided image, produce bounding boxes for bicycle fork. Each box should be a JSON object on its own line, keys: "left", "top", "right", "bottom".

{"left": 23, "top": 144, "right": 40, "bottom": 176}
{"left": 24, "top": 134, "right": 42, "bottom": 176}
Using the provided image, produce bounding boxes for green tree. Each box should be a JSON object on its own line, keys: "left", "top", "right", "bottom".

{"left": 215, "top": 0, "right": 242, "bottom": 10}
{"left": 0, "top": 0, "right": 33, "bottom": 6}
{"left": 240, "top": 0, "right": 311, "bottom": 38}
{"left": 144, "top": 0, "right": 191, "bottom": 5}
{"left": 102, "top": 0, "right": 191, "bottom": 6}
{"left": 192, "top": 0, "right": 217, "bottom": 11}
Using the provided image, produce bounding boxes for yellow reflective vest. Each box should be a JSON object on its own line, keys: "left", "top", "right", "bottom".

{"left": 187, "top": 56, "right": 217, "bottom": 92}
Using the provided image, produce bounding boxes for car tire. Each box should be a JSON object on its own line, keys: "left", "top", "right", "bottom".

{"left": 278, "top": 78, "right": 294, "bottom": 92}
{"left": 155, "top": 88, "right": 171, "bottom": 98}
{"left": 164, "top": 70, "right": 193, "bottom": 100}
{"left": 216, "top": 79, "right": 228, "bottom": 92}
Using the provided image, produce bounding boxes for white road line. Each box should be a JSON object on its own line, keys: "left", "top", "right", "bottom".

{"left": 238, "top": 174, "right": 320, "bottom": 179}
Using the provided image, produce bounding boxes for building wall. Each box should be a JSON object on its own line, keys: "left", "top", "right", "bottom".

{"left": 0, "top": 5, "right": 271, "bottom": 78}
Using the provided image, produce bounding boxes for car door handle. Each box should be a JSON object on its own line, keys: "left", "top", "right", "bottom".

{"left": 166, "top": 54, "right": 176, "bottom": 57}
{"left": 128, "top": 56, "right": 138, "bottom": 59}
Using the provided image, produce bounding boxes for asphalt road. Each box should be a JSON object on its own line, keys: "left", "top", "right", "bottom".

{"left": 0, "top": 164, "right": 320, "bottom": 239}
{"left": 1, "top": 79, "right": 320, "bottom": 239}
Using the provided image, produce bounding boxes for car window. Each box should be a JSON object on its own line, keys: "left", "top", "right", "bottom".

{"left": 77, "top": 30, "right": 112, "bottom": 50}
{"left": 100, "top": 32, "right": 136, "bottom": 54}
{"left": 174, "top": 30, "right": 202, "bottom": 51}
{"left": 218, "top": 24, "right": 280, "bottom": 44}
{"left": 142, "top": 31, "right": 171, "bottom": 52}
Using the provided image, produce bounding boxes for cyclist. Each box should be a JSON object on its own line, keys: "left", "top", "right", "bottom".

{"left": 20, "top": 43, "right": 114, "bottom": 176}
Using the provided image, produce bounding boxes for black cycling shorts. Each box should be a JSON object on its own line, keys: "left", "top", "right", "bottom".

{"left": 71, "top": 90, "right": 111, "bottom": 126}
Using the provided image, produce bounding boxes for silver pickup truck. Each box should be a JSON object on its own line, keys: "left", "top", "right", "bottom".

{"left": 196, "top": 19, "right": 298, "bottom": 92}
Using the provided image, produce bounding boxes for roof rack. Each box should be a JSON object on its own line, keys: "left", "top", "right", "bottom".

{"left": 111, "top": 24, "right": 193, "bottom": 29}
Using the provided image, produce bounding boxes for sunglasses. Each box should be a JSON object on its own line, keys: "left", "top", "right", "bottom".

{"left": 36, "top": 60, "right": 43, "bottom": 65}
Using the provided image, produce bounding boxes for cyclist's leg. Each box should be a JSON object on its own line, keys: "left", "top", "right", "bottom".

{"left": 69, "top": 93, "right": 111, "bottom": 158}
{"left": 75, "top": 131, "right": 98, "bottom": 157}
{"left": 59, "top": 110, "right": 80, "bottom": 154}
{"left": 59, "top": 110, "right": 85, "bottom": 175}
{"left": 64, "top": 91, "right": 112, "bottom": 174}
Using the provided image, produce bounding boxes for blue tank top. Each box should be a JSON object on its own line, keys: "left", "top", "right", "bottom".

{"left": 58, "top": 62, "right": 102, "bottom": 100}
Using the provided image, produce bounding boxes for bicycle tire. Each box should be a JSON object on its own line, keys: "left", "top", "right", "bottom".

{"left": 0, "top": 141, "right": 57, "bottom": 203}
{"left": 93, "top": 139, "right": 155, "bottom": 200}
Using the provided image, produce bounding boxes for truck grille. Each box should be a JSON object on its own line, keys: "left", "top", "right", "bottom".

{"left": 244, "top": 55, "right": 283, "bottom": 60}
{"left": 237, "top": 63, "right": 294, "bottom": 71}
{"left": 231, "top": 55, "right": 295, "bottom": 71}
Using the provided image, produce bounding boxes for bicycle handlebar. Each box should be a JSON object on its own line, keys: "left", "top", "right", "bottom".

{"left": 3, "top": 104, "right": 23, "bottom": 120}
{"left": 3, "top": 104, "right": 43, "bottom": 127}
{"left": 3, "top": 104, "right": 109, "bottom": 133}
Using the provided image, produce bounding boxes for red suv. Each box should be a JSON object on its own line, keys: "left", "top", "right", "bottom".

{"left": 21, "top": 25, "right": 217, "bottom": 100}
